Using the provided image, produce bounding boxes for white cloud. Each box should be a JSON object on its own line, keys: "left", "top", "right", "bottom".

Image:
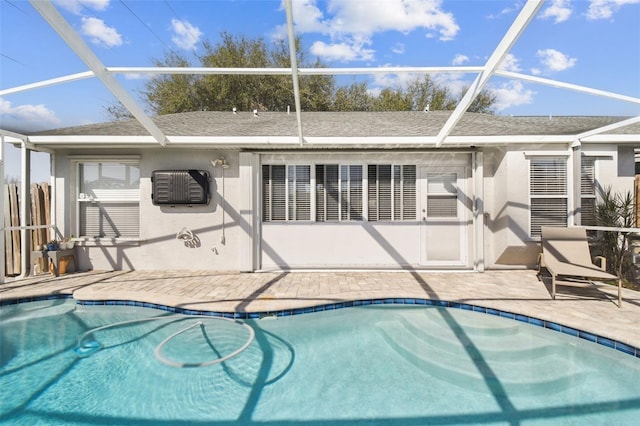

{"left": 371, "top": 66, "right": 421, "bottom": 89}
{"left": 539, "top": 0, "right": 573, "bottom": 23}
{"left": 486, "top": 1, "right": 524, "bottom": 19}
{"left": 123, "top": 73, "right": 148, "bottom": 80}
{"left": 170, "top": 18, "right": 203, "bottom": 50}
{"left": 392, "top": 43, "right": 405, "bottom": 55}
{"left": 285, "top": 0, "right": 459, "bottom": 62}
{"left": 55, "top": 0, "right": 109, "bottom": 15}
{"left": 491, "top": 80, "right": 536, "bottom": 111}
{"left": 530, "top": 67, "right": 542, "bottom": 75}
{"left": 81, "top": 16, "right": 122, "bottom": 48}
{"left": 0, "top": 98, "right": 62, "bottom": 132}
{"left": 452, "top": 54, "right": 469, "bottom": 66}
{"left": 587, "top": 0, "right": 640, "bottom": 20}
{"left": 310, "top": 40, "right": 374, "bottom": 62}
{"left": 498, "top": 53, "right": 521, "bottom": 72}
{"left": 537, "top": 48, "right": 577, "bottom": 71}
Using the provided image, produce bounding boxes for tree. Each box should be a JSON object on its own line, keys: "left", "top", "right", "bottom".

{"left": 105, "top": 33, "right": 499, "bottom": 118}
{"left": 139, "top": 33, "right": 335, "bottom": 115}
{"left": 463, "top": 85, "right": 497, "bottom": 114}
{"left": 331, "top": 82, "right": 374, "bottom": 111}
{"left": 103, "top": 102, "right": 134, "bottom": 121}
{"left": 372, "top": 87, "right": 411, "bottom": 111}
{"left": 329, "top": 75, "right": 497, "bottom": 113}
{"left": 144, "top": 51, "right": 208, "bottom": 114}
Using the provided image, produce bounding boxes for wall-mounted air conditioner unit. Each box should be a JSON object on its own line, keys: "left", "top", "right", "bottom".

{"left": 151, "top": 170, "right": 210, "bottom": 205}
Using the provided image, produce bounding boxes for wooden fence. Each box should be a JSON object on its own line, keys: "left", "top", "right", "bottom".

{"left": 3, "top": 183, "right": 51, "bottom": 276}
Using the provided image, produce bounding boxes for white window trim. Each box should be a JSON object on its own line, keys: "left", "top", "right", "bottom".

{"left": 262, "top": 161, "right": 417, "bottom": 223}
{"left": 580, "top": 156, "right": 598, "bottom": 226}
{"left": 528, "top": 156, "right": 569, "bottom": 239}
{"left": 71, "top": 157, "right": 142, "bottom": 245}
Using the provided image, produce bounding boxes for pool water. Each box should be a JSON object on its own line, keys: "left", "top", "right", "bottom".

{"left": 1, "top": 299, "right": 639, "bottom": 425}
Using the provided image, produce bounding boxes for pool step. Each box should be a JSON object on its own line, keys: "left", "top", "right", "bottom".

{"left": 419, "top": 307, "right": 522, "bottom": 337}
{"left": 386, "top": 312, "right": 560, "bottom": 362}
{"left": 376, "top": 318, "right": 591, "bottom": 397}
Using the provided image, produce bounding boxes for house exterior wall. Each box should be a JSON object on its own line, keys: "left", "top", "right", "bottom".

{"left": 483, "top": 143, "right": 637, "bottom": 269}
{"left": 258, "top": 151, "right": 473, "bottom": 270}
{"left": 54, "top": 148, "right": 241, "bottom": 271}
{"left": 486, "top": 145, "right": 563, "bottom": 268}
{"left": 50, "top": 142, "right": 634, "bottom": 273}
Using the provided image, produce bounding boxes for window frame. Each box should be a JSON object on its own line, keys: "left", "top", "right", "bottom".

{"left": 72, "top": 156, "right": 141, "bottom": 242}
{"left": 261, "top": 162, "right": 417, "bottom": 223}
{"left": 580, "top": 156, "right": 597, "bottom": 227}
{"left": 528, "top": 156, "right": 569, "bottom": 239}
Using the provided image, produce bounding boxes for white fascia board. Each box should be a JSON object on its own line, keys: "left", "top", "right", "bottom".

{"left": 167, "top": 136, "right": 301, "bottom": 145}
{"left": 575, "top": 116, "right": 640, "bottom": 142}
{"left": 26, "top": 135, "right": 303, "bottom": 146}
{"left": 304, "top": 137, "right": 439, "bottom": 145}
{"left": 0, "top": 71, "right": 95, "bottom": 96}
{"left": 442, "top": 135, "right": 576, "bottom": 145}
{"left": 27, "top": 136, "right": 158, "bottom": 145}
{"left": 580, "top": 135, "right": 640, "bottom": 143}
{"left": 25, "top": 135, "right": 584, "bottom": 147}
{"left": 0, "top": 129, "right": 28, "bottom": 142}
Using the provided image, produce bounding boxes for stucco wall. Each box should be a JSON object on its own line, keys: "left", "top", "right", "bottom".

{"left": 54, "top": 148, "right": 241, "bottom": 271}
{"left": 484, "top": 143, "right": 636, "bottom": 269}
{"left": 50, "top": 143, "right": 632, "bottom": 272}
{"left": 261, "top": 222, "right": 421, "bottom": 269}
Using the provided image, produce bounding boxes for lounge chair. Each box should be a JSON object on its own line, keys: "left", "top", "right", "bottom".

{"left": 538, "top": 226, "right": 622, "bottom": 307}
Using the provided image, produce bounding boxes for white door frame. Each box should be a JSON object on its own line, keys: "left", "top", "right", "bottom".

{"left": 419, "top": 166, "right": 469, "bottom": 267}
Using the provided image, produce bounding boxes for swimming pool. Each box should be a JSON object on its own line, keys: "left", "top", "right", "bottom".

{"left": 1, "top": 299, "right": 639, "bottom": 424}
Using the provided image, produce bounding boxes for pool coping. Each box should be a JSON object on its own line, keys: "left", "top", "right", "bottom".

{"left": 2, "top": 293, "right": 638, "bottom": 359}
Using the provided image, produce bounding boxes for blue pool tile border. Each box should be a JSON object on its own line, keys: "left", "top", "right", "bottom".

{"left": 2, "top": 294, "right": 638, "bottom": 358}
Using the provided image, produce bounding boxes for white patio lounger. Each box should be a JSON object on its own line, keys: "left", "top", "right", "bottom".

{"left": 539, "top": 226, "right": 622, "bottom": 307}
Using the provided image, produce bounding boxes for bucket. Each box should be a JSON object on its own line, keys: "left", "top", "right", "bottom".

{"left": 58, "top": 257, "right": 71, "bottom": 274}
{"left": 49, "top": 257, "right": 72, "bottom": 275}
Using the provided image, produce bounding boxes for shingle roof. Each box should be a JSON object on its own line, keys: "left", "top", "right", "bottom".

{"left": 28, "top": 111, "right": 639, "bottom": 138}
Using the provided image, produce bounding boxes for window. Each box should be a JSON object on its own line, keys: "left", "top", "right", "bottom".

{"left": 262, "top": 165, "right": 311, "bottom": 221}
{"left": 580, "top": 157, "right": 596, "bottom": 226}
{"left": 288, "top": 165, "right": 311, "bottom": 220}
{"left": 316, "top": 164, "right": 363, "bottom": 221}
{"left": 529, "top": 157, "right": 567, "bottom": 238}
{"left": 395, "top": 165, "right": 417, "bottom": 220}
{"left": 77, "top": 161, "right": 140, "bottom": 238}
{"left": 426, "top": 172, "right": 457, "bottom": 217}
{"left": 368, "top": 165, "right": 416, "bottom": 221}
{"left": 262, "top": 163, "right": 416, "bottom": 222}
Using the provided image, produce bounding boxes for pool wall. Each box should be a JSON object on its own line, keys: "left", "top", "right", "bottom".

{"left": 1, "top": 294, "right": 638, "bottom": 358}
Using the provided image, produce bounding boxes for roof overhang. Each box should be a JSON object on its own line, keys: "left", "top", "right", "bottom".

{"left": 15, "top": 134, "right": 628, "bottom": 151}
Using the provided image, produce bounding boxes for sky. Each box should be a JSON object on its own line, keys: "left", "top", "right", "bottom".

{"left": 1, "top": 0, "right": 640, "bottom": 181}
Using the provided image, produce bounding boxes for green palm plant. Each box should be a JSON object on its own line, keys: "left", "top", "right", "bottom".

{"left": 595, "top": 187, "right": 635, "bottom": 280}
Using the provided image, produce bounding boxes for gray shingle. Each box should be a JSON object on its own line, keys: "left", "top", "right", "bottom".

{"left": 27, "top": 111, "right": 639, "bottom": 138}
